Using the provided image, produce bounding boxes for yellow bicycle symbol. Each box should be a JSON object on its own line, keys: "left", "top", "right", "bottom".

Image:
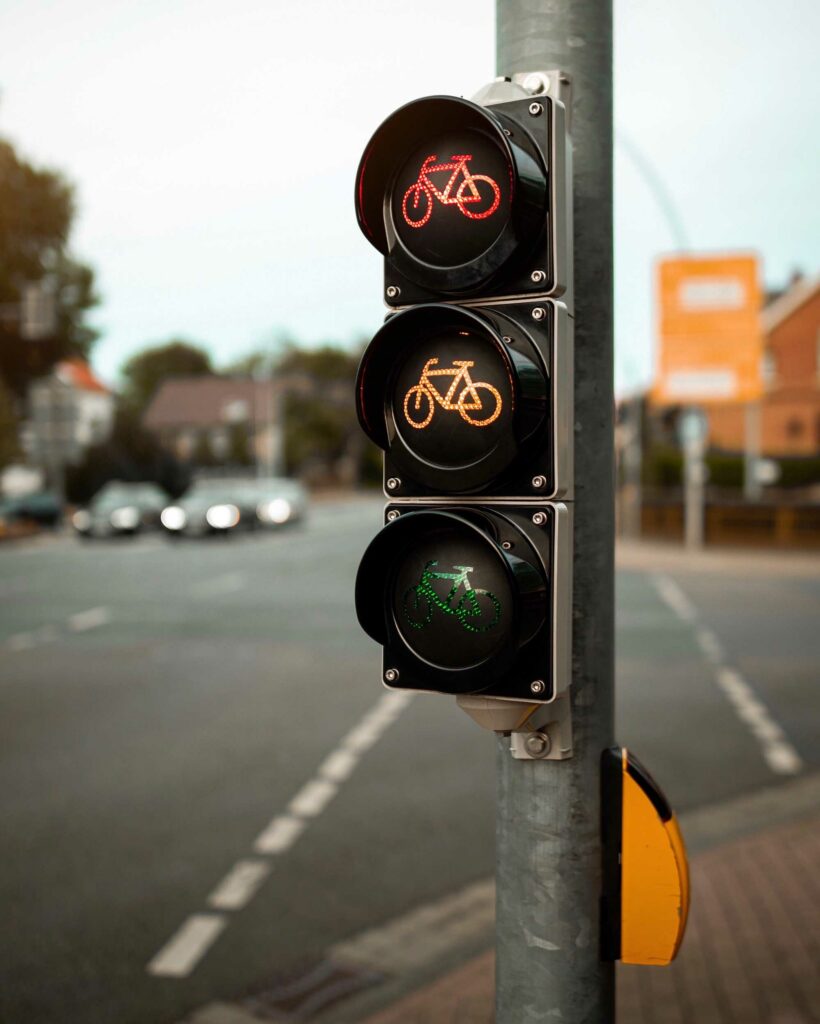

{"left": 403, "top": 358, "right": 503, "bottom": 430}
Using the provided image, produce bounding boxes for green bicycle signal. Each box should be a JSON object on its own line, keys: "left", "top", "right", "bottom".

{"left": 403, "top": 560, "right": 501, "bottom": 634}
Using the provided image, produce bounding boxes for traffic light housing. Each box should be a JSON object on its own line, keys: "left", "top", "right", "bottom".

{"left": 356, "top": 503, "right": 571, "bottom": 702}
{"left": 355, "top": 93, "right": 570, "bottom": 305}
{"left": 354, "top": 76, "right": 573, "bottom": 711}
{"left": 356, "top": 301, "right": 572, "bottom": 499}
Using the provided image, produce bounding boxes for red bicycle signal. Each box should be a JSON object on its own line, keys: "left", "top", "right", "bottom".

{"left": 402, "top": 154, "right": 502, "bottom": 228}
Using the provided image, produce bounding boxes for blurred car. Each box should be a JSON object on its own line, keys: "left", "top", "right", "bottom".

{"left": 252, "top": 477, "right": 308, "bottom": 529}
{"left": 0, "top": 491, "right": 63, "bottom": 530}
{"left": 159, "top": 478, "right": 258, "bottom": 538}
{"left": 72, "top": 482, "right": 168, "bottom": 538}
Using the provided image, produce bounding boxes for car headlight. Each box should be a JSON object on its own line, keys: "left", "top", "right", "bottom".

{"left": 161, "top": 506, "right": 187, "bottom": 531}
{"left": 206, "top": 504, "right": 240, "bottom": 529}
{"left": 72, "top": 510, "right": 91, "bottom": 531}
{"left": 110, "top": 506, "right": 140, "bottom": 530}
{"left": 257, "top": 498, "right": 291, "bottom": 524}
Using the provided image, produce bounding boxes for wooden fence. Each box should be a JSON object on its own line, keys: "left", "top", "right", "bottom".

{"left": 639, "top": 502, "right": 820, "bottom": 549}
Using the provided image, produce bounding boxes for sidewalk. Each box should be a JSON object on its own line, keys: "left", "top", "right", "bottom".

{"left": 358, "top": 809, "right": 820, "bottom": 1024}
{"left": 184, "top": 774, "right": 820, "bottom": 1024}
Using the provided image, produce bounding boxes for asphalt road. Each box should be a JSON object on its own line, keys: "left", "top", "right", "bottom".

{"left": 1, "top": 497, "right": 817, "bottom": 1024}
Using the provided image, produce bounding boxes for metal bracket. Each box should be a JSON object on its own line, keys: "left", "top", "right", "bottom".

{"left": 471, "top": 71, "right": 573, "bottom": 131}
{"left": 509, "top": 690, "right": 573, "bottom": 760}
{"left": 456, "top": 689, "right": 573, "bottom": 760}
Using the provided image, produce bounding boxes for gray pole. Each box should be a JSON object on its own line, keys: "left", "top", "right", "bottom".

{"left": 496, "top": 3, "right": 615, "bottom": 1022}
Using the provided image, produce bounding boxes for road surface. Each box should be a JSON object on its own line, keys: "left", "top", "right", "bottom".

{"left": 1, "top": 497, "right": 817, "bottom": 1023}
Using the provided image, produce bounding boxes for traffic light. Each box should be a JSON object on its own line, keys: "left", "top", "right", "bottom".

{"left": 354, "top": 76, "right": 573, "bottom": 711}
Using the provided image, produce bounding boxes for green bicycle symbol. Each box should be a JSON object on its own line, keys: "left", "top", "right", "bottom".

{"left": 403, "top": 560, "right": 501, "bottom": 634}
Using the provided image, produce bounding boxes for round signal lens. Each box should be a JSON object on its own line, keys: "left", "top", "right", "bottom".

{"left": 391, "top": 131, "right": 512, "bottom": 267}
{"left": 391, "top": 325, "right": 514, "bottom": 470}
{"left": 391, "top": 523, "right": 512, "bottom": 671}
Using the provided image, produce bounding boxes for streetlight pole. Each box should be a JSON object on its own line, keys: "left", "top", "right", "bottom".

{"left": 496, "top": 2, "right": 615, "bottom": 1020}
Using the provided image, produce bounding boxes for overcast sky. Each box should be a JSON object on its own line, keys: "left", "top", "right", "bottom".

{"left": 1, "top": 0, "right": 817, "bottom": 394}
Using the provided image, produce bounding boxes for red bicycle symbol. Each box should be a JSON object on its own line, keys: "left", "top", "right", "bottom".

{"left": 401, "top": 153, "right": 502, "bottom": 229}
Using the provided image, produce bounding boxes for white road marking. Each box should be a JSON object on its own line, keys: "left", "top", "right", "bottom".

{"left": 7, "top": 632, "right": 35, "bottom": 651}
{"left": 715, "top": 667, "right": 803, "bottom": 775}
{"left": 189, "top": 572, "right": 245, "bottom": 599}
{"left": 652, "top": 573, "right": 697, "bottom": 623}
{"left": 146, "top": 914, "right": 227, "bottom": 978}
{"left": 695, "top": 625, "right": 724, "bottom": 664}
{"left": 254, "top": 815, "right": 306, "bottom": 855}
{"left": 318, "top": 747, "right": 358, "bottom": 783}
{"left": 68, "top": 606, "right": 111, "bottom": 632}
{"left": 207, "top": 860, "right": 271, "bottom": 911}
{"left": 5, "top": 605, "right": 112, "bottom": 654}
{"left": 653, "top": 573, "right": 803, "bottom": 777}
{"left": 288, "top": 778, "right": 338, "bottom": 818}
{"left": 149, "top": 690, "right": 413, "bottom": 978}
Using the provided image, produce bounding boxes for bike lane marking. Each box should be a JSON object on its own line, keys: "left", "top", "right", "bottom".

{"left": 652, "top": 573, "right": 803, "bottom": 777}
{"left": 146, "top": 690, "right": 414, "bottom": 978}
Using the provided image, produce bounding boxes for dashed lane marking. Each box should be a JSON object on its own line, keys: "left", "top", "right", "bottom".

{"left": 68, "top": 606, "right": 111, "bottom": 632}
{"left": 207, "top": 860, "right": 272, "bottom": 911}
{"left": 5, "top": 606, "right": 112, "bottom": 653}
{"left": 652, "top": 573, "right": 803, "bottom": 777}
{"left": 146, "top": 914, "right": 227, "bottom": 978}
{"left": 147, "top": 690, "right": 414, "bottom": 979}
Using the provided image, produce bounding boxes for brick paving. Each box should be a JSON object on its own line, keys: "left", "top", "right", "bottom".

{"left": 360, "top": 814, "right": 820, "bottom": 1024}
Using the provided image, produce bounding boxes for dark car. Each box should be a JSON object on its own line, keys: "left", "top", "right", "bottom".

{"left": 0, "top": 492, "right": 63, "bottom": 529}
{"left": 72, "top": 481, "right": 168, "bottom": 538}
{"left": 252, "top": 477, "right": 308, "bottom": 528}
{"left": 159, "top": 479, "right": 258, "bottom": 538}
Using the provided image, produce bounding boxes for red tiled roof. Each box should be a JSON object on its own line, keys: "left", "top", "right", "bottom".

{"left": 55, "top": 359, "right": 110, "bottom": 394}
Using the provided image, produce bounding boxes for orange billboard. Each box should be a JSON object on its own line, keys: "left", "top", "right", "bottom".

{"left": 652, "top": 253, "right": 763, "bottom": 404}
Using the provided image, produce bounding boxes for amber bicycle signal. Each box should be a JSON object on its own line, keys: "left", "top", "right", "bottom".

{"left": 403, "top": 358, "right": 503, "bottom": 430}
{"left": 402, "top": 154, "right": 502, "bottom": 228}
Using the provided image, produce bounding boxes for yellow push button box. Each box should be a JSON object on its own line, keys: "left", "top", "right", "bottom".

{"left": 601, "top": 746, "right": 690, "bottom": 965}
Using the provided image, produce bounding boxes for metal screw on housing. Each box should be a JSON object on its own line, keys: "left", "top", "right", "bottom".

{"left": 525, "top": 732, "right": 551, "bottom": 757}
{"left": 528, "top": 102, "right": 544, "bottom": 117}
{"left": 532, "top": 511, "right": 547, "bottom": 525}
{"left": 384, "top": 668, "right": 399, "bottom": 683}
{"left": 501, "top": 540, "right": 512, "bottom": 550}
{"left": 531, "top": 475, "right": 546, "bottom": 490}
{"left": 530, "top": 270, "right": 546, "bottom": 285}
{"left": 386, "top": 477, "right": 401, "bottom": 491}
{"left": 502, "top": 335, "right": 513, "bottom": 344}
{"left": 386, "top": 285, "right": 400, "bottom": 299}
{"left": 531, "top": 307, "right": 546, "bottom": 321}
{"left": 530, "top": 679, "right": 545, "bottom": 695}
{"left": 387, "top": 510, "right": 400, "bottom": 522}
{"left": 522, "top": 72, "right": 550, "bottom": 96}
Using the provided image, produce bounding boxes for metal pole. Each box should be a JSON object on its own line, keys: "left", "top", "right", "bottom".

{"left": 743, "top": 401, "right": 761, "bottom": 502}
{"left": 496, "top": 3, "right": 615, "bottom": 1022}
{"left": 683, "top": 436, "right": 705, "bottom": 550}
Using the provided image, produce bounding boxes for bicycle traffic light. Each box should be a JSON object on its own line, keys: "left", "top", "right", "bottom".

{"left": 355, "top": 92, "right": 570, "bottom": 305}
{"left": 354, "top": 75, "right": 573, "bottom": 713}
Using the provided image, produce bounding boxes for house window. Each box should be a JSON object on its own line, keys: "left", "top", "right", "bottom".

{"left": 786, "top": 417, "right": 804, "bottom": 439}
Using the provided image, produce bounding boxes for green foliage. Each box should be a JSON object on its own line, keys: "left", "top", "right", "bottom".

{"left": 65, "top": 403, "right": 190, "bottom": 504}
{"left": 0, "top": 137, "right": 99, "bottom": 394}
{"left": 777, "top": 456, "right": 820, "bottom": 489}
{"left": 642, "top": 446, "right": 683, "bottom": 488}
{"left": 121, "top": 339, "right": 212, "bottom": 412}
{"left": 705, "top": 453, "right": 744, "bottom": 489}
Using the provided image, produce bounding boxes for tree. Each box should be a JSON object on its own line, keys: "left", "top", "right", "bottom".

{"left": 121, "top": 339, "right": 212, "bottom": 413}
{"left": 0, "top": 136, "right": 99, "bottom": 396}
{"left": 0, "top": 375, "right": 20, "bottom": 469}
{"left": 65, "top": 403, "right": 190, "bottom": 504}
